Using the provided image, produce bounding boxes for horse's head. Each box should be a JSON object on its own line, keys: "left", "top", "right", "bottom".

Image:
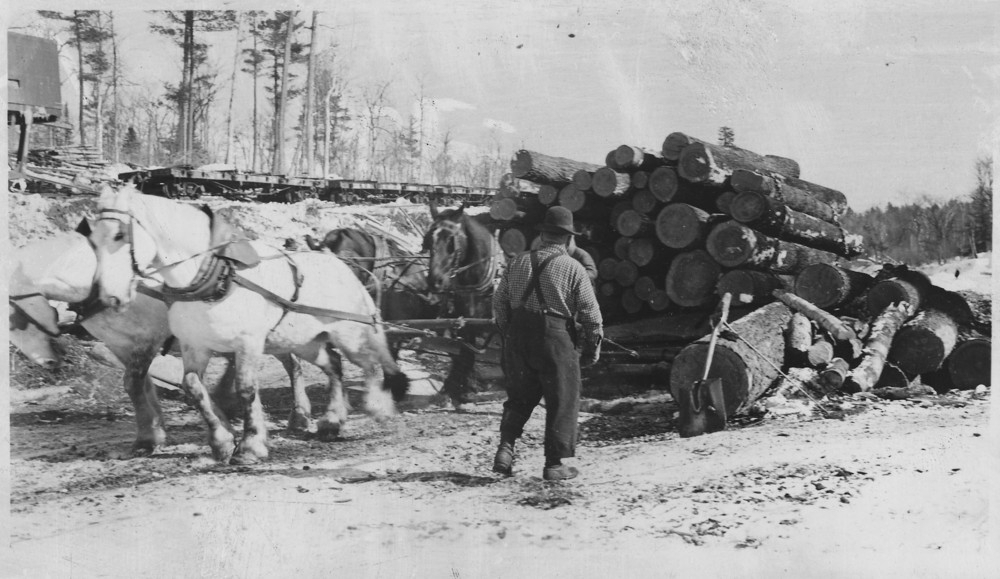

{"left": 90, "top": 185, "right": 161, "bottom": 311}
{"left": 425, "top": 204, "right": 468, "bottom": 292}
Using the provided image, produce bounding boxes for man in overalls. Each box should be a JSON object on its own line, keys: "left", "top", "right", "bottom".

{"left": 492, "top": 206, "right": 603, "bottom": 481}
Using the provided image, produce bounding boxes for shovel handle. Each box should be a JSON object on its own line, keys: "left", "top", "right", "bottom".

{"left": 701, "top": 292, "right": 732, "bottom": 382}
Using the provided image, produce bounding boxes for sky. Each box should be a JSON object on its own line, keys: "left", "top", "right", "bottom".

{"left": 5, "top": 0, "right": 998, "bottom": 211}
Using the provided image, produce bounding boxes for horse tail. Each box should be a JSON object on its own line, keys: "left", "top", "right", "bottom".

{"left": 370, "top": 326, "right": 409, "bottom": 402}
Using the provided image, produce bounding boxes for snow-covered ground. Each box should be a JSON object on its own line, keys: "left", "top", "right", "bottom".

{"left": 918, "top": 252, "right": 993, "bottom": 294}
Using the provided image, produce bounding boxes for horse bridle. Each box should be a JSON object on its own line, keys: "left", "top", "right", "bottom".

{"left": 9, "top": 292, "right": 61, "bottom": 337}
{"left": 429, "top": 219, "right": 500, "bottom": 296}
{"left": 97, "top": 207, "right": 150, "bottom": 281}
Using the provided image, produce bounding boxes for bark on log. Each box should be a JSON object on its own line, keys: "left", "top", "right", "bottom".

{"left": 844, "top": 302, "right": 915, "bottom": 393}
{"left": 558, "top": 184, "right": 587, "bottom": 213}
{"left": 572, "top": 170, "right": 593, "bottom": 191}
{"left": 819, "top": 358, "right": 850, "bottom": 394}
{"left": 717, "top": 270, "right": 792, "bottom": 307}
{"left": 612, "top": 145, "right": 665, "bottom": 171}
{"left": 730, "top": 169, "right": 847, "bottom": 222}
{"left": 655, "top": 203, "right": 713, "bottom": 250}
{"left": 621, "top": 288, "right": 644, "bottom": 314}
{"left": 888, "top": 309, "right": 959, "bottom": 375}
{"left": 669, "top": 301, "right": 793, "bottom": 417}
{"left": 665, "top": 249, "right": 721, "bottom": 307}
{"left": 946, "top": 338, "right": 991, "bottom": 390}
{"left": 808, "top": 335, "right": 835, "bottom": 367}
{"left": 730, "top": 191, "right": 864, "bottom": 257}
{"left": 794, "top": 264, "right": 874, "bottom": 310}
{"left": 786, "top": 313, "right": 813, "bottom": 366}
{"left": 616, "top": 209, "right": 652, "bottom": 237}
{"left": 773, "top": 290, "right": 858, "bottom": 343}
{"left": 678, "top": 142, "right": 801, "bottom": 185}
{"left": 631, "top": 188, "right": 659, "bottom": 214}
{"left": 592, "top": 167, "right": 631, "bottom": 198}
{"left": 499, "top": 173, "right": 543, "bottom": 198}
{"left": 510, "top": 150, "right": 602, "bottom": 185}
{"left": 661, "top": 132, "right": 708, "bottom": 162}
{"left": 626, "top": 237, "right": 672, "bottom": 268}
{"left": 955, "top": 291, "right": 991, "bottom": 337}
{"left": 706, "top": 221, "right": 842, "bottom": 274}
{"left": 614, "top": 260, "right": 640, "bottom": 287}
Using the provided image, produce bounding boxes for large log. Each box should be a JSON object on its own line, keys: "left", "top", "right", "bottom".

{"left": 631, "top": 188, "right": 659, "bottom": 214}
{"left": 678, "top": 142, "right": 801, "bottom": 185}
{"left": 604, "top": 311, "right": 720, "bottom": 344}
{"left": 558, "top": 183, "right": 588, "bottom": 213}
{"left": 615, "top": 209, "right": 652, "bottom": 237}
{"left": 572, "top": 170, "right": 593, "bottom": 191}
{"left": 665, "top": 249, "right": 721, "bottom": 308}
{"left": 730, "top": 169, "right": 847, "bottom": 222}
{"left": 946, "top": 338, "right": 991, "bottom": 390}
{"left": 888, "top": 309, "right": 959, "bottom": 375}
{"left": 669, "top": 301, "right": 793, "bottom": 417}
{"left": 655, "top": 203, "right": 713, "bottom": 250}
{"left": 648, "top": 166, "right": 681, "bottom": 202}
{"left": 716, "top": 269, "right": 792, "bottom": 307}
{"left": 498, "top": 173, "right": 543, "bottom": 198}
{"left": 874, "top": 362, "right": 911, "bottom": 390}
{"left": 592, "top": 167, "right": 631, "bottom": 198}
{"left": 844, "top": 302, "right": 915, "bottom": 393}
{"left": 866, "top": 277, "right": 926, "bottom": 316}
{"left": 661, "top": 132, "right": 708, "bottom": 163}
{"left": 626, "top": 237, "right": 672, "bottom": 269}
{"left": 611, "top": 145, "right": 665, "bottom": 171}
{"left": 706, "top": 221, "right": 842, "bottom": 274}
{"left": 510, "top": 150, "right": 602, "bottom": 186}
{"left": 730, "top": 191, "right": 864, "bottom": 257}
{"left": 794, "top": 264, "right": 874, "bottom": 310}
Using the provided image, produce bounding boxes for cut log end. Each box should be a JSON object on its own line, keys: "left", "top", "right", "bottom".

{"left": 648, "top": 166, "right": 679, "bottom": 203}
{"left": 729, "top": 191, "right": 768, "bottom": 223}
{"left": 499, "top": 228, "right": 529, "bottom": 255}
{"left": 705, "top": 221, "right": 755, "bottom": 267}
{"left": 665, "top": 249, "right": 721, "bottom": 308}
{"left": 593, "top": 167, "right": 630, "bottom": 198}
{"left": 655, "top": 203, "right": 710, "bottom": 249}
{"left": 947, "top": 339, "right": 991, "bottom": 390}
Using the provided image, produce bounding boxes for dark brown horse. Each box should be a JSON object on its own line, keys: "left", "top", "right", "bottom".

{"left": 306, "top": 228, "right": 438, "bottom": 322}
{"left": 424, "top": 202, "right": 506, "bottom": 405}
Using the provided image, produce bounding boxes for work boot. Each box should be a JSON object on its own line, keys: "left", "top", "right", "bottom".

{"left": 492, "top": 441, "right": 515, "bottom": 476}
{"left": 543, "top": 463, "right": 579, "bottom": 481}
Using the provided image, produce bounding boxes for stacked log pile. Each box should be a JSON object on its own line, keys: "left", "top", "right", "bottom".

{"left": 492, "top": 136, "right": 990, "bottom": 409}
{"left": 12, "top": 145, "right": 128, "bottom": 194}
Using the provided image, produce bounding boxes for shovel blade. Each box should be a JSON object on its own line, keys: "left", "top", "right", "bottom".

{"left": 676, "top": 378, "right": 728, "bottom": 438}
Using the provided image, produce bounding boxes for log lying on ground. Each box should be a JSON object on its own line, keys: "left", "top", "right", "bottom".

{"left": 730, "top": 169, "right": 846, "bottom": 223}
{"left": 706, "top": 221, "right": 842, "bottom": 274}
{"left": 678, "top": 142, "right": 801, "bottom": 186}
{"left": 946, "top": 338, "right": 991, "bottom": 390}
{"left": 794, "top": 264, "right": 874, "bottom": 310}
{"left": 603, "top": 311, "right": 723, "bottom": 344}
{"left": 655, "top": 203, "right": 715, "bottom": 250}
{"left": 786, "top": 313, "right": 813, "bottom": 366}
{"left": 716, "top": 269, "right": 792, "bottom": 306}
{"left": 866, "top": 277, "right": 925, "bottom": 316}
{"left": 874, "top": 362, "right": 911, "bottom": 390}
{"left": 592, "top": 167, "right": 631, "bottom": 198}
{"left": 729, "top": 191, "right": 864, "bottom": 257}
{"left": 773, "top": 290, "right": 858, "bottom": 344}
{"left": 665, "top": 249, "right": 721, "bottom": 308}
{"left": 844, "top": 302, "right": 914, "bottom": 393}
{"left": 955, "top": 290, "right": 991, "bottom": 337}
{"left": 888, "top": 309, "right": 959, "bottom": 375}
{"left": 511, "top": 150, "right": 602, "bottom": 185}
{"left": 669, "top": 301, "right": 793, "bottom": 417}
{"left": 610, "top": 145, "right": 665, "bottom": 171}
{"left": 819, "top": 357, "right": 850, "bottom": 394}
{"left": 873, "top": 381, "right": 936, "bottom": 401}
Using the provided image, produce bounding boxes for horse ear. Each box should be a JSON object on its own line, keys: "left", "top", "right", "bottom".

{"left": 429, "top": 198, "right": 439, "bottom": 219}
{"left": 75, "top": 218, "right": 92, "bottom": 237}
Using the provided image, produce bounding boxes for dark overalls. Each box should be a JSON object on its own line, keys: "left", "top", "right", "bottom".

{"left": 500, "top": 252, "right": 581, "bottom": 461}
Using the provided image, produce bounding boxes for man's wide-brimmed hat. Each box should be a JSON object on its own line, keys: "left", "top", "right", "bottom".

{"left": 536, "top": 206, "right": 580, "bottom": 235}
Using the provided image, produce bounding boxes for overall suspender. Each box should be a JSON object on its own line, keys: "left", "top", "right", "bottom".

{"left": 519, "top": 251, "right": 567, "bottom": 319}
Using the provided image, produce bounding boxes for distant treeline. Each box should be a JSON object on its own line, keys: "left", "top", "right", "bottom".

{"left": 842, "top": 157, "right": 992, "bottom": 265}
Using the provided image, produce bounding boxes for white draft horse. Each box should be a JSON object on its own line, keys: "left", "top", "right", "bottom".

{"left": 9, "top": 229, "right": 306, "bottom": 455}
{"left": 89, "top": 185, "right": 408, "bottom": 464}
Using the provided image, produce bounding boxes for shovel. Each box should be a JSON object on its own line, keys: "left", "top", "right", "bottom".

{"left": 677, "top": 292, "right": 732, "bottom": 438}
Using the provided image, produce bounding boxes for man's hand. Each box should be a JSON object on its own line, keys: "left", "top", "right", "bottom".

{"left": 580, "top": 348, "right": 600, "bottom": 368}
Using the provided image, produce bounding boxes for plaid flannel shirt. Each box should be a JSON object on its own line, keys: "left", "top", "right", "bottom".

{"left": 493, "top": 242, "right": 603, "bottom": 352}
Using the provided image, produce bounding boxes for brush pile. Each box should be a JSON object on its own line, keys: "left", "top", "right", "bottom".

{"left": 12, "top": 145, "right": 131, "bottom": 194}
{"left": 489, "top": 134, "right": 991, "bottom": 407}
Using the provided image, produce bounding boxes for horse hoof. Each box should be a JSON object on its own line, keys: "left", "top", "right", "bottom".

{"left": 230, "top": 452, "right": 261, "bottom": 466}
{"left": 287, "top": 411, "right": 312, "bottom": 433}
{"left": 316, "top": 419, "right": 342, "bottom": 441}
